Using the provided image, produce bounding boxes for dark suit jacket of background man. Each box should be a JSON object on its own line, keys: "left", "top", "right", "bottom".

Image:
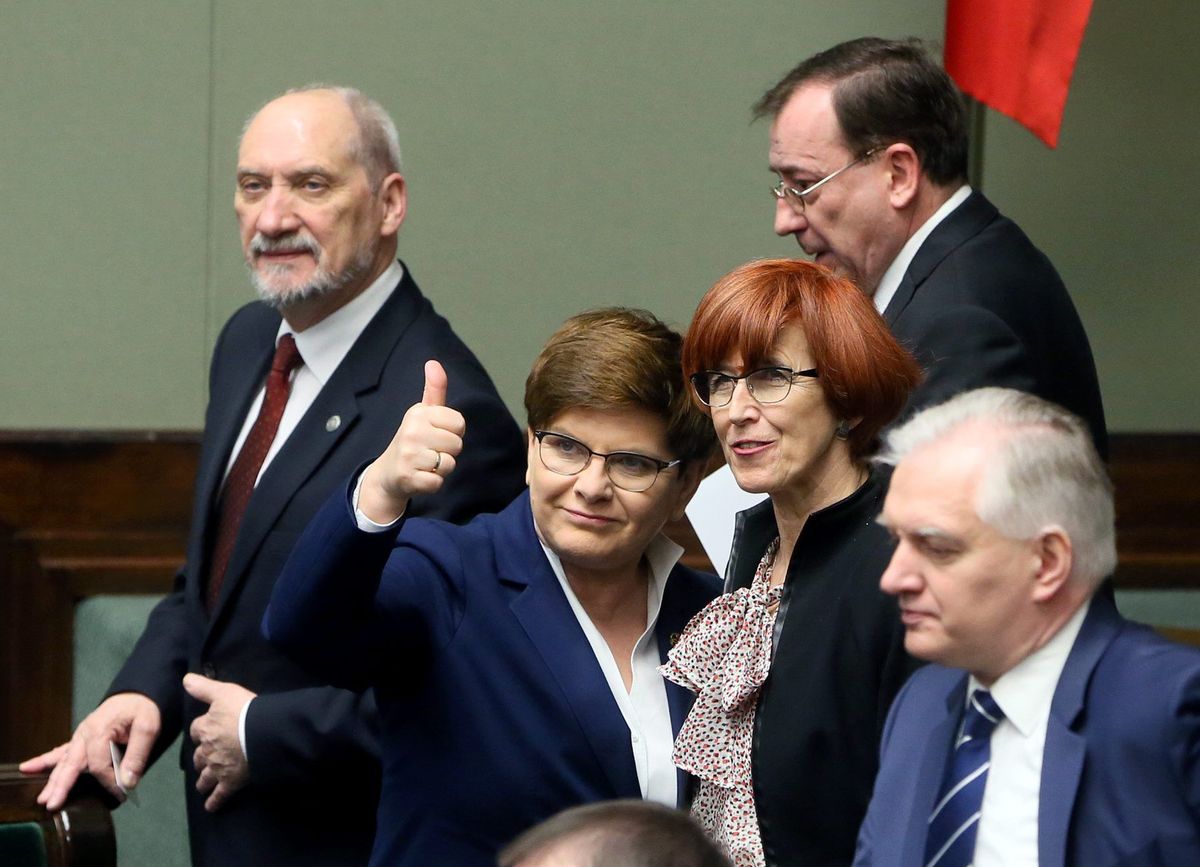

{"left": 106, "top": 263, "right": 527, "bottom": 866}
{"left": 883, "top": 190, "right": 1108, "bottom": 456}
{"left": 854, "top": 592, "right": 1200, "bottom": 867}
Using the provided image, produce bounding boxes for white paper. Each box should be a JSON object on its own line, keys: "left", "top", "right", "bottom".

{"left": 685, "top": 464, "right": 768, "bottom": 578}
{"left": 109, "top": 741, "right": 140, "bottom": 806}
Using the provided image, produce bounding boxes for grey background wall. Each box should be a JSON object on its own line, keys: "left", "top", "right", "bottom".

{"left": 1, "top": 1, "right": 1196, "bottom": 432}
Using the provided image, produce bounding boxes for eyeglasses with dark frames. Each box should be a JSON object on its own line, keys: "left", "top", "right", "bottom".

{"left": 533, "top": 430, "right": 680, "bottom": 493}
{"left": 771, "top": 147, "right": 883, "bottom": 214}
{"left": 690, "top": 366, "right": 819, "bottom": 408}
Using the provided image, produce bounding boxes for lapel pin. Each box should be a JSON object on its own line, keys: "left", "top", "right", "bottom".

{"left": 325, "top": 415, "right": 341, "bottom": 432}
{"left": 669, "top": 632, "right": 681, "bottom": 647}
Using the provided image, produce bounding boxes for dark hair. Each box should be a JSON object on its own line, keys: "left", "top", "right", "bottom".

{"left": 497, "top": 800, "right": 731, "bottom": 867}
{"left": 525, "top": 308, "right": 715, "bottom": 466}
{"left": 754, "top": 37, "right": 968, "bottom": 185}
{"left": 682, "top": 259, "right": 921, "bottom": 462}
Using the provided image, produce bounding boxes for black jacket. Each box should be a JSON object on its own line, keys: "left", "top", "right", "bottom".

{"left": 885, "top": 190, "right": 1107, "bottom": 457}
{"left": 728, "top": 470, "right": 918, "bottom": 867}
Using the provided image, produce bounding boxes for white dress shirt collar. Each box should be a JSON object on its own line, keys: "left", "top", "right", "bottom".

{"left": 873, "top": 184, "right": 972, "bottom": 314}
{"left": 279, "top": 259, "right": 404, "bottom": 386}
{"left": 970, "top": 598, "right": 1091, "bottom": 731}
{"left": 970, "top": 598, "right": 1092, "bottom": 867}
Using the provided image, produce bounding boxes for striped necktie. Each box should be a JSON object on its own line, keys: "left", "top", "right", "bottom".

{"left": 924, "top": 688, "right": 1005, "bottom": 867}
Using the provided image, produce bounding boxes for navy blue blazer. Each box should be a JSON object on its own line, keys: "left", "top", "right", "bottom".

{"left": 854, "top": 593, "right": 1200, "bottom": 867}
{"left": 106, "top": 264, "right": 526, "bottom": 866}
{"left": 266, "top": 486, "right": 721, "bottom": 867}
{"left": 884, "top": 191, "right": 1107, "bottom": 456}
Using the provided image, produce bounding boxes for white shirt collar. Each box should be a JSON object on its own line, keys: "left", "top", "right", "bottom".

{"left": 537, "top": 532, "right": 684, "bottom": 619}
{"left": 278, "top": 260, "right": 404, "bottom": 385}
{"left": 873, "top": 184, "right": 973, "bottom": 314}
{"left": 969, "top": 598, "right": 1092, "bottom": 737}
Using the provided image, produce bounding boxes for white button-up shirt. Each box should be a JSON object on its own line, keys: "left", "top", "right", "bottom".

{"left": 971, "top": 600, "right": 1091, "bottom": 866}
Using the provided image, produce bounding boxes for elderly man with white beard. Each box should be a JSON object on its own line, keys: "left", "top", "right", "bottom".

{"left": 20, "top": 85, "right": 526, "bottom": 866}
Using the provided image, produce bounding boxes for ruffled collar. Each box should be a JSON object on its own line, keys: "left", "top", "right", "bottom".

{"left": 659, "top": 539, "right": 782, "bottom": 788}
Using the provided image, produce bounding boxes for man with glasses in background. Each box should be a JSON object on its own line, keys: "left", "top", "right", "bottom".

{"left": 756, "top": 37, "right": 1107, "bottom": 454}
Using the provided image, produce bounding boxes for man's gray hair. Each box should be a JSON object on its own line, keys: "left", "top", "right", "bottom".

{"left": 243, "top": 84, "right": 403, "bottom": 188}
{"left": 877, "top": 388, "right": 1116, "bottom": 587}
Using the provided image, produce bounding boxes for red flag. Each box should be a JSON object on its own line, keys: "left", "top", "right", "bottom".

{"left": 945, "top": 0, "right": 1093, "bottom": 148}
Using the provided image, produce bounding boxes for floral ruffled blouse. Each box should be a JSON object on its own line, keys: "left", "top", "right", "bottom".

{"left": 659, "top": 539, "right": 782, "bottom": 867}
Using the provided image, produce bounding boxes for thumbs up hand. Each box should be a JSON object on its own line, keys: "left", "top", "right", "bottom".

{"left": 359, "top": 360, "right": 466, "bottom": 523}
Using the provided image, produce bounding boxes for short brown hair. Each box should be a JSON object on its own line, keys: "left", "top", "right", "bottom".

{"left": 525, "top": 308, "right": 715, "bottom": 465}
{"left": 682, "top": 259, "right": 920, "bottom": 462}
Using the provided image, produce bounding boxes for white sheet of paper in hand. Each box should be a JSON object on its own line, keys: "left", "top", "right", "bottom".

{"left": 109, "top": 740, "right": 140, "bottom": 806}
{"left": 685, "top": 464, "right": 768, "bottom": 578}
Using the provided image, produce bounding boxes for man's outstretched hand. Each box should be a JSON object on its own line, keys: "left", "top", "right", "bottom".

{"left": 19, "top": 692, "right": 161, "bottom": 810}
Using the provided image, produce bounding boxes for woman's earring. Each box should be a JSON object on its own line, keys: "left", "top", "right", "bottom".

{"left": 835, "top": 420, "right": 851, "bottom": 440}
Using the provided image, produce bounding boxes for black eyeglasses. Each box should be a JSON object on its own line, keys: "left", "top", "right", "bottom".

{"left": 534, "top": 431, "right": 680, "bottom": 493}
{"left": 771, "top": 147, "right": 882, "bottom": 214}
{"left": 690, "top": 366, "right": 819, "bottom": 408}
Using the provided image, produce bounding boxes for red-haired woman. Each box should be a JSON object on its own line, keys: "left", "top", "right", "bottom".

{"left": 661, "top": 259, "right": 922, "bottom": 867}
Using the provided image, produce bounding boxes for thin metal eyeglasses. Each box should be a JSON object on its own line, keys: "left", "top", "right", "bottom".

{"left": 771, "top": 147, "right": 882, "bottom": 214}
{"left": 690, "top": 366, "right": 819, "bottom": 408}
{"left": 534, "top": 430, "right": 680, "bottom": 493}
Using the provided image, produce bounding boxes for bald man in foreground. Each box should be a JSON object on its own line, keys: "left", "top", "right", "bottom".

{"left": 21, "top": 85, "right": 525, "bottom": 866}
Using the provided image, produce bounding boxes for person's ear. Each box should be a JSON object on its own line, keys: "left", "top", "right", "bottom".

{"left": 1029, "top": 526, "right": 1074, "bottom": 603}
{"left": 883, "top": 143, "right": 920, "bottom": 210}
{"left": 378, "top": 172, "right": 407, "bottom": 237}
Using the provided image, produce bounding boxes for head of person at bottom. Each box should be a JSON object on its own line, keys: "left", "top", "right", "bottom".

{"left": 522, "top": 307, "right": 715, "bottom": 586}
{"left": 682, "top": 258, "right": 920, "bottom": 532}
{"left": 497, "top": 799, "right": 732, "bottom": 867}
{"left": 875, "top": 387, "right": 1116, "bottom": 685}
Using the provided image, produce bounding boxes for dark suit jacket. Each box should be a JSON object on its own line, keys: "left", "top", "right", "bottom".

{"left": 106, "top": 264, "right": 527, "bottom": 866}
{"left": 726, "top": 472, "right": 918, "bottom": 867}
{"left": 265, "top": 487, "right": 722, "bottom": 867}
{"left": 884, "top": 190, "right": 1108, "bottom": 456}
{"left": 854, "top": 593, "right": 1200, "bottom": 867}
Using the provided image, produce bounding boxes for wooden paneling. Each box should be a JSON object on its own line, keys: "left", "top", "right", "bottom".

{"left": 0, "top": 434, "right": 198, "bottom": 761}
{"left": 1109, "top": 434, "right": 1200, "bottom": 587}
{"left": 0, "top": 431, "right": 1196, "bottom": 761}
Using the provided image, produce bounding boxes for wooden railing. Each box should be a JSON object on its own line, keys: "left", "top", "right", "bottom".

{"left": 0, "top": 765, "right": 116, "bottom": 866}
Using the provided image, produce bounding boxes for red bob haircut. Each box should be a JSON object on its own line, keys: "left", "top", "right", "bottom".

{"left": 682, "top": 259, "right": 922, "bottom": 462}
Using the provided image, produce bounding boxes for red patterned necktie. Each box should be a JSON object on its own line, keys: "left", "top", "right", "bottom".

{"left": 206, "top": 334, "right": 304, "bottom": 612}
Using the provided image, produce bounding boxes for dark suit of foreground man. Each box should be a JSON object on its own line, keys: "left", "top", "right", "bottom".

{"left": 757, "top": 38, "right": 1107, "bottom": 455}
{"left": 21, "top": 86, "right": 526, "bottom": 866}
{"left": 855, "top": 388, "right": 1200, "bottom": 867}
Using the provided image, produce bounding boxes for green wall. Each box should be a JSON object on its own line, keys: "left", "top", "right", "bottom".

{"left": 1, "top": 1, "right": 1196, "bottom": 431}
